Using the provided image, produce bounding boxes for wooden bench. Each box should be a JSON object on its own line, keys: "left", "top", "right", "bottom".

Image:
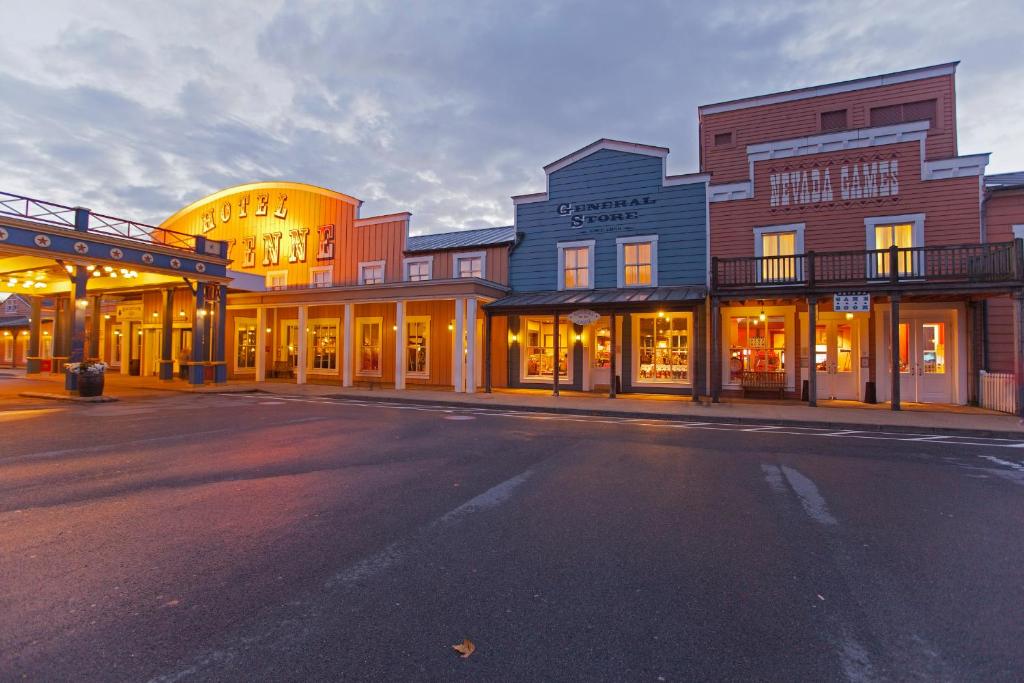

{"left": 271, "top": 361, "right": 294, "bottom": 379}
{"left": 740, "top": 370, "right": 786, "bottom": 399}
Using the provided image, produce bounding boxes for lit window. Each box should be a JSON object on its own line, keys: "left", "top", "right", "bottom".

{"left": 310, "top": 267, "right": 332, "bottom": 288}
{"left": 310, "top": 322, "right": 337, "bottom": 371}
{"left": 457, "top": 256, "right": 482, "bottom": 278}
{"left": 4, "top": 300, "right": 16, "bottom": 313}
{"left": 761, "top": 231, "right": 797, "bottom": 281}
{"left": 357, "top": 319, "right": 382, "bottom": 375}
{"left": 235, "top": 319, "right": 256, "bottom": 370}
{"left": 636, "top": 314, "right": 690, "bottom": 383}
{"left": 406, "top": 318, "right": 429, "bottom": 376}
{"left": 592, "top": 320, "right": 611, "bottom": 369}
{"left": 873, "top": 223, "right": 915, "bottom": 276}
{"left": 563, "top": 246, "right": 590, "bottom": 289}
{"left": 523, "top": 319, "right": 568, "bottom": 379}
{"left": 359, "top": 262, "right": 385, "bottom": 285}
{"left": 406, "top": 259, "right": 431, "bottom": 281}
{"left": 623, "top": 242, "right": 653, "bottom": 286}
{"left": 728, "top": 316, "right": 786, "bottom": 384}
{"left": 266, "top": 271, "right": 287, "bottom": 290}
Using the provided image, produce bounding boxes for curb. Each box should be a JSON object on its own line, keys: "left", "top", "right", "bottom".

{"left": 19, "top": 391, "right": 119, "bottom": 403}
{"left": 288, "top": 392, "right": 1024, "bottom": 441}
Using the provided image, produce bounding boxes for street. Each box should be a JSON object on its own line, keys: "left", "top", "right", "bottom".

{"left": 1, "top": 391, "right": 1022, "bottom": 681}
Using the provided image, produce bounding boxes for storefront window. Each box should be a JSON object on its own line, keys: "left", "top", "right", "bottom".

{"left": 406, "top": 319, "right": 429, "bottom": 376}
{"left": 236, "top": 319, "right": 257, "bottom": 370}
{"left": 637, "top": 314, "right": 689, "bottom": 383}
{"left": 358, "top": 319, "right": 381, "bottom": 375}
{"left": 815, "top": 325, "right": 828, "bottom": 372}
{"left": 311, "top": 323, "right": 337, "bottom": 371}
{"left": 921, "top": 322, "right": 945, "bottom": 374}
{"left": 593, "top": 322, "right": 611, "bottom": 368}
{"left": 111, "top": 329, "right": 122, "bottom": 365}
{"left": 524, "top": 319, "right": 567, "bottom": 378}
{"left": 898, "top": 323, "right": 910, "bottom": 373}
{"left": 728, "top": 316, "right": 785, "bottom": 383}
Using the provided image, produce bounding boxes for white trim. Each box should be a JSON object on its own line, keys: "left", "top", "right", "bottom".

{"left": 556, "top": 239, "right": 596, "bottom": 291}
{"left": 754, "top": 223, "right": 806, "bottom": 255}
{"left": 746, "top": 120, "right": 930, "bottom": 163}
{"left": 403, "top": 255, "right": 433, "bottom": 282}
{"left": 511, "top": 192, "right": 548, "bottom": 206}
{"left": 308, "top": 265, "right": 332, "bottom": 288}
{"left": 864, "top": 213, "right": 925, "bottom": 248}
{"left": 233, "top": 316, "right": 257, "bottom": 374}
{"left": 615, "top": 235, "right": 659, "bottom": 288}
{"left": 664, "top": 172, "right": 712, "bottom": 186}
{"left": 354, "top": 212, "right": 411, "bottom": 228}
{"left": 452, "top": 250, "right": 485, "bottom": 279}
{"left": 1012, "top": 225, "right": 1024, "bottom": 240}
{"left": 699, "top": 62, "right": 958, "bottom": 115}
{"left": 357, "top": 260, "right": 386, "bottom": 285}
{"left": 922, "top": 154, "right": 990, "bottom": 180}
{"left": 355, "top": 316, "right": 384, "bottom": 377}
{"left": 709, "top": 181, "right": 753, "bottom": 202}
{"left": 265, "top": 269, "right": 287, "bottom": 290}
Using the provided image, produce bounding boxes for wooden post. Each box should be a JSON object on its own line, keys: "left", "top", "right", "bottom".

{"left": 159, "top": 289, "right": 174, "bottom": 380}
{"left": 255, "top": 306, "right": 267, "bottom": 382}
{"left": 608, "top": 312, "right": 617, "bottom": 399}
{"left": 342, "top": 303, "right": 353, "bottom": 387}
{"left": 807, "top": 296, "right": 817, "bottom": 407}
{"left": 453, "top": 297, "right": 464, "bottom": 392}
{"left": 552, "top": 312, "right": 560, "bottom": 397}
{"left": 891, "top": 294, "right": 901, "bottom": 411}
{"left": 465, "top": 298, "right": 477, "bottom": 394}
{"left": 394, "top": 300, "right": 405, "bottom": 390}
{"left": 296, "top": 304, "right": 308, "bottom": 385}
{"left": 710, "top": 298, "right": 721, "bottom": 403}
{"left": 1014, "top": 291, "right": 1024, "bottom": 418}
{"left": 691, "top": 301, "right": 702, "bottom": 402}
{"left": 484, "top": 310, "right": 493, "bottom": 393}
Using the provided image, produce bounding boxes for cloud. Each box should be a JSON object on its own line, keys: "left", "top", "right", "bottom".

{"left": 0, "top": 0, "right": 1020, "bottom": 236}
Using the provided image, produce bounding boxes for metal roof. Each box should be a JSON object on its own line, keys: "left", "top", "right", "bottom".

{"left": 986, "top": 172, "right": 1024, "bottom": 191}
{"left": 406, "top": 225, "right": 515, "bottom": 253}
{"left": 484, "top": 286, "right": 706, "bottom": 311}
{"left": 0, "top": 315, "right": 29, "bottom": 328}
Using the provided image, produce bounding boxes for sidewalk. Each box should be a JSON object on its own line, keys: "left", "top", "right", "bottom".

{"left": 4, "top": 369, "right": 1022, "bottom": 438}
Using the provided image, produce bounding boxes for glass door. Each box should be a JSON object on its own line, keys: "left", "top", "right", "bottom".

{"left": 894, "top": 318, "right": 952, "bottom": 403}
{"left": 814, "top": 320, "right": 858, "bottom": 400}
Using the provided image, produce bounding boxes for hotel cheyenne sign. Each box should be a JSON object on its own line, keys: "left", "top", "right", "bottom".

{"left": 769, "top": 158, "right": 900, "bottom": 209}
{"left": 195, "top": 191, "right": 335, "bottom": 268}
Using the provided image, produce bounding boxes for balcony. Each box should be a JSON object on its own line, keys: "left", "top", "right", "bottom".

{"left": 713, "top": 241, "right": 1023, "bottom": 292}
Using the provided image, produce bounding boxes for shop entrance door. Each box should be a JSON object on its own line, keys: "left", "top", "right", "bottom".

{"left": 143, "top": 329, "right": 161, "bottom": 376}
{"left": 897, "top": 318, "right": 952, "bottom": 403}
{"left": 129, "top": 322, "right": 142, "bottom": 375}
{"left": 814, "top": 319, "right": 858, "bottom": 400}
{"left": 282, "top": 322, "right": 299, "bottom": 374}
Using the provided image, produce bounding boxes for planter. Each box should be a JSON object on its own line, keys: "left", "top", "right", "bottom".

{"left": 78, "top": 372, "right": 105, "bottom": 397}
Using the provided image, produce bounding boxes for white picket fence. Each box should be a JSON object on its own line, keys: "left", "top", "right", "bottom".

{"left": 979, "top": 371, "right": 1017, "bottom": 414}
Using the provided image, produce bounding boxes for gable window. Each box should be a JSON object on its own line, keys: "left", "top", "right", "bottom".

{"left": 453, "top": 251, "right": 485, "bottom": 279}
{"left": 754, "top": 224, "right": 804, "bottom": 283}
{"left": 404, "top": 257, "right": 432, "bottom": 282}
{"left": 865, "top": 214, "right": 924, "bottom": 277}
{"left": 820, "top": 109, "right": 848, "bottom": 132}
{"left": 265, "top": 270, "right": 287, "bottom": 290}
{"left": 714, "top": 132, "right": 733, "bottom": 147}
{"left": 358, "top": 260, "right": 385, "bottom": 285}
{"left": 557, "top": 240, "right": 595, "bottom": 290}
{"left": 309, "top": 266, "right": 332, "bottom": 288}
{"left": 870, "top": 99, "right": 937, "bottom": 128}
{"left": 4, "top": 299, "right": 17, "bottom": 313}
{"left": 356, "top": 317, "right": 382, "bottom": 376}
{"left": 406, "top": 317, "right": 430, "bottom": 377}
{"left": 616, "top": 235, "right": 658, "bottom": 288}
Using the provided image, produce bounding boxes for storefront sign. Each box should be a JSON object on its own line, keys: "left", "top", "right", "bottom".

{"left": 567, "top": 309, "right": 601, "bottom": 326}
{"left": 116, "top": 303, "right": 143, "bottom": 322}
{"left": 556, "top": 197, "right": 656, "bottom": 228}
{"left": 769, "top": 158, "right": 899, "bottom": 208}
{"left": 834, "top": 292, "right": 870, "bottom": 312}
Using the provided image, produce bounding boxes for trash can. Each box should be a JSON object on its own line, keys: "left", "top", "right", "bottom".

{"left": 129, "top": 358, "right": 141, "bottom": 376}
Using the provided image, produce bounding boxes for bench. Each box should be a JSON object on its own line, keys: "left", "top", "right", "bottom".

{"left": 740, "top": 370, "right": 786, "bottom": 399}
{"left": 271, "top": 361, "right": 294, "bottom": 379}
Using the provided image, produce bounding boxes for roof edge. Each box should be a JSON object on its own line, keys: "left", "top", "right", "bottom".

{"left": 161, "top": 181, "right": 363, "bottom": 228}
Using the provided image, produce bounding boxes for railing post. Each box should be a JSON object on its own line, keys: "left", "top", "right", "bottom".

{"left": 1015, "top": 238, "right": 1024, "bottom": 282}
{"left": 806, "top": 251, "right": 816, "bottom": 288}
{"left": 711, "top": 256, "right": 719, "bottom": 290}
{"left": 73, "top": 206, "right": 90, "bottom": 232}
{"left": 889, "top": 245, "right": 899, "bottom": 284}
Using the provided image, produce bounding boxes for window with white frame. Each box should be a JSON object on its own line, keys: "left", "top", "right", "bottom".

{"left": 309, "top": 266, "right": 332, "bottom": 288}
{"left": 453, "top": 251, "right": 485, "bottom": 279}
{"left": 557, "top": 240, "right": 595, "bottom": 290}
{"left": 405, "top": 257, "right": 432, "bottom": 282}
{"left": 865, "top": 214, "right": 924, "bottom": 277}
{"left": 358, "top": 261, "right": 385, "bottom": 285}
{"left": 523, "top": 318, "right": 568, "bottom": 379}
{"left": 406, "top": 316, "right": 430, "bottom": 377}
{"left": 4, "top": 299, "right": 17, "bottom": 313}
{"left": 234, "top": 317, "right": 257, "bottom": 371}
{"left": 266, "top": 270, "right": 287, "bottom": 290}
{"left": 616, "top": 235, "right": 658, "bottom": 287}
{"left": 356, "top": 317, "right": 382, "bottom": 375}
{"left": 754, "top": 224, "right": 804, "bottom": 282}
{"left": 3, "top": 334, "right": 13, "bottom": 362}
{"left": 634, "top": 312, "right": 692, "bottom": 384}
{"left": 309, "top": 320, "right": 338, "bottom": 372}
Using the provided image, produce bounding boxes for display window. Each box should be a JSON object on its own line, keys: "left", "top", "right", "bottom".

{"left": 235, "top": 317, "right": 257, "bottom": 371}
{"left": 634, "top": 313, "right": 691, "bottom": 384}
{"left": 406, "top": 317, "right": 429, "bottom": 377}
{"left": 592, "top": 319, "right": 611, "bottom": 368}
{"left": 728, "top": 316, "right": 786, "bottom": 383}
{"left": 310, "top": 321, "right": 338, "bottom": 372}
{"left": 523, "top": 318, "right": 568, "bottom": 379}
{"left": 357, "top": 317, "right": 382, "bottom": 376}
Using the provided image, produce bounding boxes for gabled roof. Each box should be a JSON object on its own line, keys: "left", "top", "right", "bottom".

{"left": 986, "top": 172, "right": 1024, "bottom": 191}
{"left": 542, "top": 139, "right": 669, "bottom": 176}
{"left": 405, "top": 225, "right": 516, "bottom": 253}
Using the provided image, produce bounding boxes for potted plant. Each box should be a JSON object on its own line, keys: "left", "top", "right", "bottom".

{"left": 66, "top": 361, "right": 108, "bottom": 397}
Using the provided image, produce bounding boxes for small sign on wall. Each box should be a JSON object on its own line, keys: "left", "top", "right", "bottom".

{"left": 834, "top": 292, "right": 870, "bottom": 312}
{"left": 567, "top": 309, "right": 601, "bottom": 326}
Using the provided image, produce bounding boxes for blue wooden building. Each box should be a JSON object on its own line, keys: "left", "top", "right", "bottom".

{"left": 485, "top": 139, "right": 709, "bottom": 397}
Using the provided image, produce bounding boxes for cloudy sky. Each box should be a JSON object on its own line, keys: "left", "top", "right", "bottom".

{"left": 0, "top": 0, "right": 1021, "bottom": 235}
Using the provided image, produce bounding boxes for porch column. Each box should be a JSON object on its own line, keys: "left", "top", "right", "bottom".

{"left": 609, "top": 312, "right": 617, "bottom": 398}
{"left": 692, "top": 301, "right": 703, "bottom": 402}
{"left": 65, "top": 268, "right": 89, "bottom": 390}
{"left": 710, "top": 298, "right": 721, "bottom": 403}
{"left": 342, "top": 303, "right": 353, "bottom": 387}
{"left": 807, "top": 296, "right": 818, "bottom": 407}
{"left": 466, "top": 298, "right": 477, "bottom": 394}
{"left": 1014, "top": 291, "right": 1024, "bottom": 418}
{"left": 88, "top": 295, "right": 102, "bottom": 360}
{"left": 214, "top": 286, "right": 228, "bottom": 383}
{"left": 453, "top": 297, "right": 464, "bottom": 392}
{"left": 484, "top": 310, "right": 493, "bottom": 393}
{"left": 255, "top": 307, "right": 267, "bottom": 382}
{"left": 159, "top": 288, "right": 174, "bottom": 380}
{"left": 26, "top": 296, "right": 41, "bottom": 374}
{"left": 967, "top": 300, "right": 983, "bottom": 406}
{"left": 866, "top": 304, "right": 878, "bottom": 403}
{"left": 890, "top": 294, "right": 901, "bottom": 411}
{"left": 552, "top": 311, "right": 561, "bottom": 397}
{"left": 189, "top": 284, "right": 207, "bottom": 385}
{"left": 51, "top": 297, "right": 64, "bottom": 374}
{"left": 394, "top": 300, "right": 406, "bottom": 390}
{"left": 296, "top": 304, "right": 308, "bottom": 385}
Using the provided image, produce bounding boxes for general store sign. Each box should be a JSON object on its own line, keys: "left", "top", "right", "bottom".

{"left": 833, "top": 292, "right": 870, "bottom": 312}
{"left": 769, "top": 159, "right": 899, "bottom": 208}
{"left": 556, "top": 196, "right": 655, "bottom": 228}
{"left": 567, "top": 309, "right": 601, "bottom": 326}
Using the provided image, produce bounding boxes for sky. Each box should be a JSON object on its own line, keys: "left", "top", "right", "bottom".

{"left": 0, "top": 0, "right": 1021, "bottom": 236}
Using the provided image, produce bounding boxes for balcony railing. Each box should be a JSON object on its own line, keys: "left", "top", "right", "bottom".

{"left": 713, "top": 241, "right": 1023, "bottom": 290}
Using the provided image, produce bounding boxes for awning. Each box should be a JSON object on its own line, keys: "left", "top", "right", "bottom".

{"left": 0, "top": 316, "right": 29, "bottom": 328}
{"left": 484, "top": 285, "right": 706, "bottom": 313}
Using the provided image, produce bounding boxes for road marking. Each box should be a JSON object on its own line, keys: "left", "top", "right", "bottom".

{"left": 442, "top": 415, "right": 476, "bottom": 420}
{"left": 779, "top": 465, "right": 838, "bottom": 526}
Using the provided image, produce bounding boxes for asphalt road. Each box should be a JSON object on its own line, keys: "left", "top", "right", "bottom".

{"left": 1, "top": 391, "right": 1022, "bottom": 681}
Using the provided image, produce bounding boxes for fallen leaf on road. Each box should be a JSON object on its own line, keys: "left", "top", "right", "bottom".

{"left": 452, "top": 638, "right": 476, "bottom": 658}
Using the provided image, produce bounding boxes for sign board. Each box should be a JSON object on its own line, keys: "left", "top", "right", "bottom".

{"left": 833, "top": 292, "right": 870, "bottom": 313}
{"left": 567, "top": 309, "right": 601, "bottom": 326}
{"left": 116, "top": 303, "right": 143, "bottom": 322}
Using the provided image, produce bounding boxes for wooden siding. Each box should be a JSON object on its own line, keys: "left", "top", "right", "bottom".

{"left": 488, "top": 314, "right": 509, "bottom": 388}
{"left": 512, "top": 149, "right": 707, "bottom": 292}
{"left": 404, "top": 299, "right": 456, "bottom": 387}
{"left": 710, "top": 140, "right": 982, "bottom": 259}
{"left": 984, "top": 189, "right": 1024, "bottom": 373}
{"left": 701, "top": 74, "right": 958, "bottom": 184}
{"left": 427, "top": 245, "right": 511, "bottom": 284}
